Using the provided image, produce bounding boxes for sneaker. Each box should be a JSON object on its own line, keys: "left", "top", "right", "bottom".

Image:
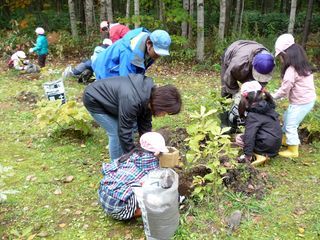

{"left": 62, "top": 66, "right": 73, "bottom": 78}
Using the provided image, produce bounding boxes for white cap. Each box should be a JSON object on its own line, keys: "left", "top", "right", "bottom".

{"left": 100, "top": 21, "right": 109, "bottom": 30}
{"left": 102, "top": 38, "right": 112, "bottom": 46}
{"left": 275, "top": 33, "right": 295, "bottom": 57}
{"left": 140, "top": 132, "right": 169, "bottom": 153}
{"left": 16, "top": 51, "right": 26, "bottom": 59}
{"left": 240, "top": 81, "right": 262, "bottom": 95}
{"left": 35, "top": 27, "right": 45, "bottom": 35}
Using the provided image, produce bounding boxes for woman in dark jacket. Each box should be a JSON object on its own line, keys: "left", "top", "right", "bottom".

{"left": 235, "top": 81, "right": 282, "bottom": 166}
{"left": 83, "top": 73, "right": 181, "bottom": 161}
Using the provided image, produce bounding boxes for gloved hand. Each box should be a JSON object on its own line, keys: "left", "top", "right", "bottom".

{"left": 237, "top": 154, "right": 252, "bottom": 163}
{"left": 29, "top": 48, "right": 34, "bottom": 53}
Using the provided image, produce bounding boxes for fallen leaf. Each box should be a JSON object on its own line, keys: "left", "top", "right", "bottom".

{"left": 81, "top": 144, "right": 86, "bottom": 148}
{"left": 59, "top": 223, "right": 66, "bottom": 228}
{"left": 64, "top": 176, "right": 74, "bottom": 183}
{"left": 54, "top": 189, "right": 62, "bottom": 195}
{"left": 75, "top": 210, "right": 82, "bottom": 215}
{"left": 298, "top": 227, "right": 305, "bottom": 234}
{"left": 26, "top": 175, "right": 37, "bottom": 181}
{"left": 27, "top": 234, "right": 37, "bottom": 240}
{"left": 37, "top": 231, "right": 49, "bottom": 237}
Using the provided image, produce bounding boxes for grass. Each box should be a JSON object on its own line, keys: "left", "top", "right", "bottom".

{"left": 1, "top": 63, "right": 320, "bottom": 239}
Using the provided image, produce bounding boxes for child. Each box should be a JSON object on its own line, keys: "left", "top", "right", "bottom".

{"left": 8, "top": 51, "right": 29, "bottom": 70}
{"left": 272, "top": 33, "right": 316, "bottom": 158}
{"left": 235, "top": 81, "right": 282, "bottom": 166}
{"left": 98, "top": 132, "right": 168, "bottom": 220}
{"left": 29, "top": 27, "right": 48, "bottom": 68}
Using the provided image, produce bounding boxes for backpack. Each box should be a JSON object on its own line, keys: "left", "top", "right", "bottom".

{"left": 78, "top": 69, "right": 94, "bottom": 84}
{"left": 7, "top": 59, "right": 14, "bottom": 68}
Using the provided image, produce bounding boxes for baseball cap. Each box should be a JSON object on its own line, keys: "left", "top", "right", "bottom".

{"left": 275, "top": 33, "right": 295, "bottom": 57}
{"left": 16, "top": 51, "right": 26, "bottom": 59}
{"left": 150, "top": 30, "right": 171, "bottom": 56}
{"left": 140, "top": 132, "right": 169, "bottom": 153}
{"left": 35, "top": 27, "right": 45, "bottom": 35}
{"left": 252, "top": 52, "right": 275, "bottom": 83}
{"left": 240, "top": 81, "right": 262, "bottom": 95}
{"left": 102, "top": 38, "right": 112, "bottom": 46}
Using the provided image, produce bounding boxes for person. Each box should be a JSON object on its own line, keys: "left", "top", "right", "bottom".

{"left": 63, "top": 38, "right": 112, "bottom": 83}
{"left": 220, "top": 40, "right": 275, "bottom": 133}
{"left": 98, "top": 131, "right": 168, "bottom": 220}
{"left": 100, "top": 21, "right": 130, "bottom": 43}
{"left": 29, "top": 27, "right": 48, "bottom": 68}
{"left": 235, "top": 81, "right": 282, "bottom": 166}
{"left": 92, "top": 28, "right": 171, "bottom": 80}
{"left": 272, "top": 33, "right": 316, "bottom": 158}
{"left": 8, "top": 51, "right": 29, "bottom": 70}
{"left": 83, "top": 73, "right": 181, "bottom": 161}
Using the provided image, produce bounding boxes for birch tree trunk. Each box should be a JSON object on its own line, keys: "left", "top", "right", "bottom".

{"left": 238, "top": 0, "right": 244, "bottom": 36}
{"left": 302, "top": 0, "right": 314, "bottom": 49}
{"left": 233, "top": 0, "right": 241, "bottom": 32}
{"left": 100, "top": 0, "right": 107, "bottom": 21}
{"left": 106, "top": 0, "right": 113, "bottom": 22}
{"left": 68, "top": 0, "right": 78, "bottom": 39}
{"left": 159, "top": 0, "right": 165, "bottom": 23}
{"left": 188, "top": 0, "right": 194, "bottom": 41}
{"left": 134, "top": 0, "right": 140, "bottom": 28}
{"left": 126, "top": 0, "right": 130, "bottom": 26}
{"left": 218, "top": 0, "right": 226, "bottom": 40}
{"left": 84, "top": 0, "right": 94, "bottom": 35}
{"left": 288, "top": 0, "right": 297, "bottom": 34}
{"left": 196, "top": 0, "right": 204, "bottom": 62}
{"left": 181, "top": 0, "right": 189, "bottom": 37}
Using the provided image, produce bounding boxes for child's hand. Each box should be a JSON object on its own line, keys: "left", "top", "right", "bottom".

{"left": 29, "top": 48, "right": 34, "bottom": 53}
{"left": 237, "top": 154, "right": 252, "bottom": 163}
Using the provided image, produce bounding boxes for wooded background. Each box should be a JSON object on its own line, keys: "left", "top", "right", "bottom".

{"left": 0, "top": 0, "right": 319, "bottom": 65}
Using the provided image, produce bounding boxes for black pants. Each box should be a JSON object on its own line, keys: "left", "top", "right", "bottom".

{"left": 38, "top": 54, "right": 47, "bottom": 68}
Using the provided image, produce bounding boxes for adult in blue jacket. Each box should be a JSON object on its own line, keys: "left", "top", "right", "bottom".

{"left": 92, "top": 27, "right": 171, "bottom": 80}
{"left": 29, "top": 27, "right": 49, "bottom": 68}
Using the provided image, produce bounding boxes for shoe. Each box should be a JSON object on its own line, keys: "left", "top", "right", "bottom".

{"left": 282, "top": 134, "right": 287, "bottom": 146}
{"left": 251, "top": 154, "right": 268, "bottom": 167}
{"left": 62, "top": 65, "right": 73, "bottom": 78}
{"left": 279, "top": 145, "right": 299, "bottom": 158}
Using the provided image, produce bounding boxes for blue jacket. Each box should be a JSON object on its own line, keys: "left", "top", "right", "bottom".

{"left": 32, "top": 35, "right": 48, "bottom": 55}
{"left": 92, "top": 28, "right": 154, "bottom": 80}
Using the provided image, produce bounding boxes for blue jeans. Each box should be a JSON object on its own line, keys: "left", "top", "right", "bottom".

{"left": 89, "top": 112, "right": 124, "bottom": 161}
{"left": 283, "top": 100, "right": 315, "bottom": 145}
{"left": 73, "top": 59, "right": 92, "bottom": 75}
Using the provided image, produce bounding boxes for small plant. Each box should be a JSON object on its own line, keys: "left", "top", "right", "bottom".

{"left": 35, "top": 100, "right": 92, "bottom": 136}
{"left": 0, "top": 164, "right": 19, "bottom": 202}
{"left": 185, "top": 106, "right": 238, "bottom": 200}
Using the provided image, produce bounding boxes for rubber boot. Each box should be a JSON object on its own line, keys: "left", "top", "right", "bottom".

{"left": 251, "top": 154, "right": 268, "bottom": 167}
{"left": 279, "top": 145, "right": 299, "bottom": 158}
{"left": 282, "top": 134, "right": 287, "bottom": 146}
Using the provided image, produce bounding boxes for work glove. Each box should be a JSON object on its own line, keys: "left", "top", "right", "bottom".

{"left": 237, "top": 154, "right": 252, "bottom": 163}
{"left": 29, "top": 48, "right": 34, "bottom": 53}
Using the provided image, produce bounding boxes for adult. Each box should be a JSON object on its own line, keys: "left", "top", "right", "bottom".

{"left": 100, "top": 21, "right": 130, "bottom": 43}
{"left": 220, "top": 40, "right": 275, "bottom": 133}
{"left": 83, "top": 74, "right": 181, "bottom": 161}
{"left": 92, "top": 27, "right": 171, "bottom": 80}
{"left": 29, "top": 27, "right": 48, "bottom": 68}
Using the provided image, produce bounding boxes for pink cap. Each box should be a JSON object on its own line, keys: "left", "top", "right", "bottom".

{"left": 35, "top": 27, "right": 45, "bottom": 35}
{"left": 275, "top": 33, "right": 295, "bottom": 57}
{"left": 140, "top": 132, "right": 169, "bottom": 153}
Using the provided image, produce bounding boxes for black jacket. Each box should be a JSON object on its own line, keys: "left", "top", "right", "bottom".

{"left": 243, "top": 100, "right": 282, "bottom": 157}
{"left": 83, "top": 74, "right": 154, "bottom": 152}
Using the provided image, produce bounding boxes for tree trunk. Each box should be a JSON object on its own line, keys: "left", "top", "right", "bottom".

{"left": 238, "top": 0, "right": 244, "bottom": 36}
{"left": 196, "top": 0, "right": 204, "bottom": 62}
{"left": 233, "top": 0, "right": 241, "bottom": 32}
{"left": 302, "top": 0, "right": 314, "bottom": 49}
{"left": 126, "top": 0, "right": 130, "bottom": 26}
{"left": 218, "top": 0, "right": 226, "bottom": 40}
{"left": 85, "top": 0, "right": 94, "bottom": 36}
{"left": 134, "top": 0, "right": 140, "bottom": 28}
{"left": 159, "top": 0, "right": 166, "bottom": 28}
{"left": 106, "top": 0, "right": 113, "bottom": 22}
{"left": 100, "top": 0, "right": 107, "bottom": 21}
{"left": 181, "top": 0, "right": 189, "bottom": 37}
{"left": 288, "top": 0, "right": 297, "bottom": 34}
{"left": 188, "top": 0, "right": 194, "bottom": 41}
{"left": 68, "top": 0, "right": 78, "bottom": 39}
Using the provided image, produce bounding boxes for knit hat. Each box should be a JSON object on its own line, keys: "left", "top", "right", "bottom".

{"left": 150, "top": 30, "right": 171, "bottom": 56}
{"left": 35, "top": 27, "right": 45, "bottom": 35}
{"left": 240, "top": 81, "right": 262, "bottom": 95}
{"left": 140, "top": 132, "right": 169, "bottom": 153}
{"left": 100, "top": 21, "right": 109, "bottom": 30}
{"left": 102, "top": 38, "right": 112, "bottom": 46}
{"left": 252, "top": 52, "right": 275, "bottom": 83}
{"left": 275, "top": 33, "right": 295, "bottom": 57}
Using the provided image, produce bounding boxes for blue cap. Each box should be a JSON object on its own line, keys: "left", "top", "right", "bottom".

{"left": 252, "top": 53, "right": 275, "bottom": 83}
{"left": 150, "top": 30, "right": 171, "bottom": 56}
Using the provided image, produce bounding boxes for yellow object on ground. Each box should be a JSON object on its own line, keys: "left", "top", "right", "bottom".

{"left": 251, "top": 154, "right": 268, "bottom": 167}
{"left": 279, "top": 145, "right": 299, "bottom": 158}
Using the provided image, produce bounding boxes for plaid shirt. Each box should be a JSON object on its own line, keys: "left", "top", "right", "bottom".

{"left": 100, "top": 149, "right": 159, "bottom": 202}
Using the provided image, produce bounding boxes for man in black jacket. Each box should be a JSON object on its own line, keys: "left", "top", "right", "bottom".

{"left": 83, "top": 74, "right": 181, "bottom": 161}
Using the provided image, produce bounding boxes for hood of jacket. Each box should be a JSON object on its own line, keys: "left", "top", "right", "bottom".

{"left": 248, "top": 100, "right": 278, "bottom": 120}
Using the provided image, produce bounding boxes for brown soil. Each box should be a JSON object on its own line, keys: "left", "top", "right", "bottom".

{"left": 299, "top": 128, "right": 320, "bottom": 144}
{"left": 16, "top": 91, "right": 38, "bottom": 107}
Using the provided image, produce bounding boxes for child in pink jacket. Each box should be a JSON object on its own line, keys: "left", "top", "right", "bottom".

{"left": 272, "top": 33, "right": 316, "bottom": 158}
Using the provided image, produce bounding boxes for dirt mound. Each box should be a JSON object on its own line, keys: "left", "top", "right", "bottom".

{"left": 16, "top": 91, "right": 38, "bottom": 107}
{"left": 299, "top": 128, "right": 320, "bottom": 144}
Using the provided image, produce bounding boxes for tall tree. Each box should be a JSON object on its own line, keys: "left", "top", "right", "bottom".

{"left": 126, "top": 0, "right": 130, "bottom": 26}
{"left": 288, "top": 0, "right": 297, "bottom": 34}
{"left": 233, "top": 0, "right": 241, "bottom": 32}
{"left": 181, "top": 0, "right": 189, "bottom": 37}
{"left": 238, "top": 0, "right": 244, "bottom": 36}
{"left": 196, "top": 0, "right": 204, "bottom": 62}
{"left": 134, "top": 0, "right": 140, "bottom": 28}
{"left": 100, "top": 0, "right": 107, "bottom": 21}
{"left": 106, "top": 0, "right": 113, "bottom": 22}
{"left": 68, "top": 0, "right": 78, "bottom": 38}
{"left": 302, "top": 0, "right": 314, "bottom": 49}
{"left": 218, "top": 0, "right": 226, "bottom": 40}
{"left": 159, "top": 0, "right": 166, "bottom": 28}
{"left": 188, "top": 0, "right": 194, "bottom": 41}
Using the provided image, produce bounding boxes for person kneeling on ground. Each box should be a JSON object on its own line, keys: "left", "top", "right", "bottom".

{"left": 8, "top": 51, "right": 29, "bottom": 70}
{"left": 235, "top": 81, "right": 282, "bottom": 166}
{"left": 98, "top": 132, "right": 168, "bottom": 220}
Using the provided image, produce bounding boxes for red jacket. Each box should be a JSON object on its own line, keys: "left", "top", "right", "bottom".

{"left": 109, "top": 23, "right": 130, "bottom": 43}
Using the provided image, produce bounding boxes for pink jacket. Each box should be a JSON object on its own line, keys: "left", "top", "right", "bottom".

{"left": 273, "top": 66, "right": 316, "bottom": 105}
{"left": 109, "top": 23, "right": 130, "bottom": 43}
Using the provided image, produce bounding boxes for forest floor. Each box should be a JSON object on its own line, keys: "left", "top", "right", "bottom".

{"left": 0, "top": 61, "right": 320, "bottom": 240}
